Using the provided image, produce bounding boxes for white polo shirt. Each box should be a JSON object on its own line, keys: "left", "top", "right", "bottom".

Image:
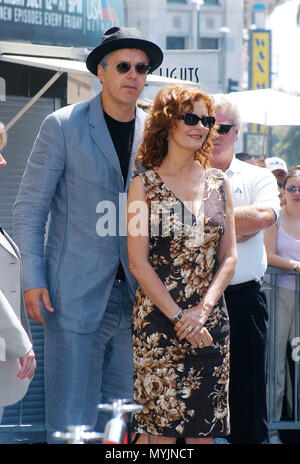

{"left": 225, "top": 156, "right": 281, "bottom": 285}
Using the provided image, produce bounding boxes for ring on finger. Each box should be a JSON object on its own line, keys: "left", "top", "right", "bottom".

{"left": 188, "top": 326, "right": 193, "bottom": 333}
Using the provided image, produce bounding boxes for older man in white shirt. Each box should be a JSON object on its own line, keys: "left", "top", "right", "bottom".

{"left": 211, "top": 95, "right": 280, "bottom": 444}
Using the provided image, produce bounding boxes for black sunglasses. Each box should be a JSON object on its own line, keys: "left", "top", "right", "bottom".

{"left": 286, "top": 186, "right": 300, "bottom": 193}
{"left": 217, "top": 124, "right": 234, "bottom": 134}
{"left": 106, "top": 61, "right": 150, "bottom": 75}
{"left": 179, "top": 113, "right": 215, "bottom": 128}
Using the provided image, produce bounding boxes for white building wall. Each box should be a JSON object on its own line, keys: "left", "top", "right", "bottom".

{"left": 223, "top": 0, "right": 244, "bottom": 90}
{"left": 124, "top": 0, "right": 167, "bottom": 50}
{"left": 124, "top": 0, "right": 243, "bottom": 93}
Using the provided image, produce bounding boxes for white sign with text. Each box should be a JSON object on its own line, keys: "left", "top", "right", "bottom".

{"left": 141, "top": 49, "right": 221, "bottom": 100}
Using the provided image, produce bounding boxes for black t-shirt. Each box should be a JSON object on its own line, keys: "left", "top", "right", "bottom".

{"left": 103, "top": 111, "right": 135, "bottom": 185}
{"left": 103, "top": 111, "right": 135, "bottom": 281}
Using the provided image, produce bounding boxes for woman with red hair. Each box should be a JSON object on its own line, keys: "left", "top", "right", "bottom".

{"left": 127, "top": 85, "right": 237, "bottom": 444}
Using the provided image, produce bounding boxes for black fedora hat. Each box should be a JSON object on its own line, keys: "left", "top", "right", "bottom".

{"left": 86, "top": 26, "right": 163, "bottom": 76}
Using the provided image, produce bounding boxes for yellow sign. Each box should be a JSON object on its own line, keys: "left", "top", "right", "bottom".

{"left": 249, "top": 30, "right": 271, "bottom": 133}
{"left": 250, "top": 30, "right": 271, "bottom": 90}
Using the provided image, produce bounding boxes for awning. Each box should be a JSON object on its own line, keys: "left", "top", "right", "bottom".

{"left": 226, "top": 88, "right": 300, "bottom": 126}
{"left": 1, "top": 54, "right": 68, "bottom": 130}
{"left": 0, "top": 54, "right": 88, "bottom": 75}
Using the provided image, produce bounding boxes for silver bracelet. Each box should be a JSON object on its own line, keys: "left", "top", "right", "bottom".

{"left": 170, "top": 308, "right": 183, "bottom": 322}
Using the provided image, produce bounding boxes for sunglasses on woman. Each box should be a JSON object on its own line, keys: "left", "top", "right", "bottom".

{"left": 106, "top": 62, "right": 150, "bottom": 75}
{"left": 216, "top": 124, "right": 234, "bottom": 134}
{"left": 286, "top": 186, "right": 300, "bottom": 193}
{"left": 179, "top": 113, "right": 215, "bottom": 128}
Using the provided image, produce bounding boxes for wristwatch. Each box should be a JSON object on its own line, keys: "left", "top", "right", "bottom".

{"left": 170, "top": 308, "right": 183, "bottom": 322}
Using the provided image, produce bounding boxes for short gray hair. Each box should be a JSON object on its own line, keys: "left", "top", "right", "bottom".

{"left": 213, "top": 94, "right": 241, "bottom": 130}
{"left": 99, "top": 52, "right": 113, "bottom": 69}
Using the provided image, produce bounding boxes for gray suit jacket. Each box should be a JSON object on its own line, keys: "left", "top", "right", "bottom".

{"left": 0, "top": 229, "right": 32, "bottom": 407}
{"left": 13, "top": 93, "right": 147, "bottom": 333}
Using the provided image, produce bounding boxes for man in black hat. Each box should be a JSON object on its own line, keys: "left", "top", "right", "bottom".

{"left": 13, "top": 27, "right": 163, "bottom": 442}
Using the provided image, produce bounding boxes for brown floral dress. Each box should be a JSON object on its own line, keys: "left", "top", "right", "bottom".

{"left": 132, "top": 168, "right": 230, "bottom": 438}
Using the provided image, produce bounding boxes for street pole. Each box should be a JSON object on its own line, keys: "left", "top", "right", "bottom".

{"left": 219, "top": 26, "right": 230, "bottom": 93}
{"left": 192, "top": 0, "right": 203, "bottom": 49}
{"left": 197, "top": 7, "right": 200, "bottom": 49}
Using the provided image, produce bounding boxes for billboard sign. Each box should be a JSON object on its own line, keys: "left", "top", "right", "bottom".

{"left": 248, "top": 29, "right": 271, "bottom": 134}
{"left": 0, "top": 0, "right": 124, "bottom": 47}
{"left": 152, "top": 49, "right": 221, "bottom": 94}
{"left": 248, "top": 29, "right": 271, "bottom": 90}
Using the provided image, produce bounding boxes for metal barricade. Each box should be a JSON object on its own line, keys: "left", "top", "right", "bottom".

{"left": 98, "top": 398, "right": 143, "bottom": 444}
{"left": 53, "top": 426, "right": 103, "bottom": 444}
{"left": 263, "top": 266, "right": 300, "bottom": 431}
{"left": 53, "top": 399, "right": 143, "bottom": 444}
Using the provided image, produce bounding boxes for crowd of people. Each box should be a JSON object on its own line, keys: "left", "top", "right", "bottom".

{"left": 0, "top": 26, "right": 299, "bottom": 445}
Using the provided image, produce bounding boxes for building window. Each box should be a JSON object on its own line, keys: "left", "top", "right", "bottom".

{"left": 203, "top": 0, "right": 220, "bottom": 5}
{"left": 199, "top": 38, "right": 219, "bottom": 49}
{"left": 167, "top": 36, "right": 185, "bottom": 49}
{"left": 167, "top": 0, "right": 187, "bottom": 4}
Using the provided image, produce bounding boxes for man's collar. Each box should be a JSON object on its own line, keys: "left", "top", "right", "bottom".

{"left": 225, "top": 155, "right": 243, "bottom": 174}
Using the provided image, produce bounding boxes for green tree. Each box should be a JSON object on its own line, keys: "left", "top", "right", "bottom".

{"left": 271, "top": 125, "right": 300, "bottom": 169}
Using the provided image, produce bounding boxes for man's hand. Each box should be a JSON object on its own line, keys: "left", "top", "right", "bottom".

{"left": 24, "top": 287, "right": 54, "bottom": 325}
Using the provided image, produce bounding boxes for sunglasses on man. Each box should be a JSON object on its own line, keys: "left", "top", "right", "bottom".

{"left": 179, "top": 113, "right": 215, "bottom": 128}
{"left": 216, "top": 124, "right": 235, "bottom": 135}
{"left": 105, "top": 61, "right": 150, "bottom": 75}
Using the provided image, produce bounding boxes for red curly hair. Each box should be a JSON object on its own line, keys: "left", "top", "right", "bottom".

{"left": 136, "top": 84, "right": 216, "bottom": 170}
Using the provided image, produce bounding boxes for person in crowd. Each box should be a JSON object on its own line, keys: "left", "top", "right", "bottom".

{"left": 265, "top": 156, "right": 288, "bottom": 188}
{"left": 264, "top": 165, "right": 300, "bottom": 444}
{"left": 0, "top": 122, "right": 36, "bottom": 424}
{"left": 255, "top": 156, "right": 266, "bottom": 168}
{"left": 235, "top": 152, "right": 257, "bottom": 165}
{"left": 127, "top": 84, "right": 237, "bottom": 444}
{"left": 265, "top": 156, "right": 288, "bottom": 206}
{"left": 211, "top": 94, "right": 281, "bottom": 444}
{"left": 12, "top": 27, "right": 163, "bottom": 442}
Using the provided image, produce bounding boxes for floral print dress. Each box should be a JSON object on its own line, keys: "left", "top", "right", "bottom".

{"left": 131, "top": 168, "right": 230, "bottom": 438}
